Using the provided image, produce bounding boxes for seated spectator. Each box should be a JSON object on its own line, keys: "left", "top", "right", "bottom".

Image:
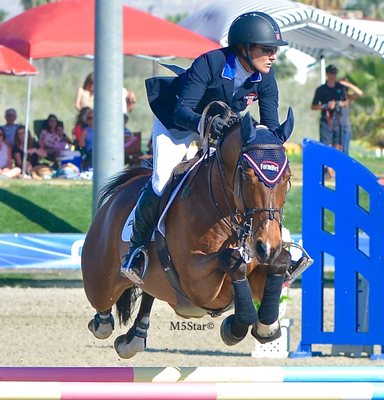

{"left": 0, "top": 127, "right": 21, "bottom": 178}
{"left": 124, "top": 113, "right": 132, "bottom": 136}
{"left": 73, "top": 107, "right": 92, "bottom": 146}
{"left": 77, "top": 109, "right": 94, "bottom": 170}
{"left": 39, "top": 114, "right": 71, "bottom": 164}
{"left": 12, "top": 125, "right": 47, "bottom": 175}
{"left": 1, "top": 108, "right": 20, "bottom": 146}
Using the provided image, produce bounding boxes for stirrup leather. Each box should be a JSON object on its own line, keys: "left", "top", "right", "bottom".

{"left": 121, "top": 246, "right": 148, "bottom": 285}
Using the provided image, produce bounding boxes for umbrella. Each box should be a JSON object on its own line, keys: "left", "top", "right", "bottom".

{"left": 179, "top": 0, "right": 384, "bottom": 60}
{"left": 0, "top": 0, "right": 220, "bottom": 176}
{"left": 0, "top": 0, "right": 219, "bottom": 59}
{"left": 0, "top": 45, "right": 37, "bottom": 76}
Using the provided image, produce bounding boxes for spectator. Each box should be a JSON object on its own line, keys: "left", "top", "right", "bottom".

{"left": 75, "top": 73, "right": 94, "bottom": 111}
{"left": 1, "top": 108, "right": 20, "bottom": 146}
{"left": 311, "top": 64, "right": 348, "bottom": 152}
{"left": 12, "top": 125, "right": 47, "bottom": 175}
{"left": 123, "top": 113, "right": 132, "bottom": 136}
{"left": 73, "top": 106, "right": 92, "bottom": 146}
{"left": 122, "top": 87, "right": 137, "bottom": 113}
{"left": 39, "top": 114, "right": 71, "bottom": 163}
{"left": 76, "top": 72, "right": 136, "bottom": 114}
{"left": 77, "top": 108, "right": 94, "bottom": 170}
{"left": 0, "top": 127, "right": 21, "bottom": 178}
{"left": 339, "top": 78, "right": 364, "bottom": 154}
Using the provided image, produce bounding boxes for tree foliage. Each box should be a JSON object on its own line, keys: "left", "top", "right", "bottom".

{"left": 0, "top": 9, "right": 7, "bottom": 23}
{"left": 346, "top": 57, "right": 384, "bottom": 146}
{"left": 297, "top": 0, "right": 346, "bottom": 11}
{"left": 297, "top": 0, "right": 384, "bottom": 18}
{"left": 345, "top": 0, "right": 384, "bottom": 18}
{"left": 21, "top": 0, "right": 56, "bottom": 10}
{"left": 273, "top": 51, "right": 297, "bottom": 80}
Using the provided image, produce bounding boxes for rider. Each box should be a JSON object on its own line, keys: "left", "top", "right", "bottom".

{"left": 121, "top": 11, "right": 291, "bottom": 284}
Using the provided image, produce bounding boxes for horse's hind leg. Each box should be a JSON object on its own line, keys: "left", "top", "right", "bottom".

{"left": 88, "top": 308, "right": 115, "bottom": 339}
{"left": 114, "top": 292, "right": 154, "bottom": 359}
{"left": 251, "top": 249, "right": 290, "bottom": 343}
{"left": 218, "top": 249, "right": 258, "bottom": 346}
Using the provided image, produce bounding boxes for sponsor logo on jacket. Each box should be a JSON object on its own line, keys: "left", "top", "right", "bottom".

{"left": 244, "top": 92, "right": 258, "bottom": 105}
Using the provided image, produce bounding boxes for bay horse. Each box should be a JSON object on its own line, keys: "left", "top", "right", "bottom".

{"left": 81, "top": 107, "right": 294, "bottom": 358}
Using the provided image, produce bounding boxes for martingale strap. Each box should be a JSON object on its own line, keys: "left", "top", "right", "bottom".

{"left": 243, "top": 144, "right": 288, "bottom": 188}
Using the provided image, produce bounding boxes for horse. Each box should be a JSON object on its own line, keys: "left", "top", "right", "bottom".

{"left": 81, "top": 107, "right": 294, "bottom": 359}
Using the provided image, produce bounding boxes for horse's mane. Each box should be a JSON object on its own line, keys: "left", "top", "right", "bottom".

{"left": 97, "top": 166, "right": 152, "bottom": 209}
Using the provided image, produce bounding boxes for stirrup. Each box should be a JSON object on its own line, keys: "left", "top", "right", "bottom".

{"left": 121, "top": 246, "right": 148, "bottom": 285}
{"left": 283, "top": 242, "right": 314, "bottom": 287}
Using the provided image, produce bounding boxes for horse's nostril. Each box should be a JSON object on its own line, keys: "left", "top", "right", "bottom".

{"left": 255, "top": 240, "right": 268, "bottom": 261}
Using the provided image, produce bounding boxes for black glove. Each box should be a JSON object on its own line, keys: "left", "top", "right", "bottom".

{"left": 210, "top": 116, "right": 229, "bottom": 138}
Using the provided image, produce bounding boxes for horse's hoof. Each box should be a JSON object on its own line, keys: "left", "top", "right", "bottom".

{"left": 88, "top": 317, "right": 114, "bottom": 340}
{"left": 114, "top": 334, "right": 146, "bottom": 359}
{"left": 251, "top": 320, "right": 281, "bottom": 344}
{"left": 220, "top": 314, "right": 248, "bottom": 346}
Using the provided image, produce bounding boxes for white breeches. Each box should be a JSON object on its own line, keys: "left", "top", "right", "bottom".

{"left": 151, "top": 117, "right": 199, "bottom": 196}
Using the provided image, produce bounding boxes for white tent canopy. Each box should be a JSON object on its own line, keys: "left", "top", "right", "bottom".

{"left": 179, "top": 0, "right": 384, "bottom": 60}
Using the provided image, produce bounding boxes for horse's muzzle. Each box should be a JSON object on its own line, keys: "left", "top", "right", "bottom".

{"left": 254, "top": 239, "right": 282, "bottom": 264}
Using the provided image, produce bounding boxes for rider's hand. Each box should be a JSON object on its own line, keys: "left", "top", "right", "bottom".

{"left": 210, "top": 116, "right": 229, "bottom": 138}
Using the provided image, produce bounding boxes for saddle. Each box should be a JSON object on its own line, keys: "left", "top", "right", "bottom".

{"left": 155, "top": 101, "right": 238, "bottom": 318}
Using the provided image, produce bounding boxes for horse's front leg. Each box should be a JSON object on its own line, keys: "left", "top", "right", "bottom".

{"left": 88, "top": 308, "right": 115, "bottom": 339}
{"left": 114, "top": 292, "right": 154, "bottom": 359}
{"left": 251, "top": 248, "right": 290, "bottom": 343}
{"left": 218, "top": 248, "right": 258, "bottom": 346}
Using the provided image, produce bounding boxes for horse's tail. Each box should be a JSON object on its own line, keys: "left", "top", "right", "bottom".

{"left": 97, "top": 166, "right": 152, "bottom": 210}
{"left": 116, "top": 287, "right": 142, "bottom": 326}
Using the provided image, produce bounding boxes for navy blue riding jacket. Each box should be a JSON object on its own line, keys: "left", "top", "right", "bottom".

{"left": 145, "top": 47, "right": 280, "bottom": 139}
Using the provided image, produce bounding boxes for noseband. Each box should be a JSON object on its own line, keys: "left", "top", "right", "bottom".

{"left": 210, "top": 141, "right": 287, "bottom": 254}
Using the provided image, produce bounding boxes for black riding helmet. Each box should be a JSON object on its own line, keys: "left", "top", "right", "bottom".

{"left": 228, "top": 11, "right": 288, "bottom": 72}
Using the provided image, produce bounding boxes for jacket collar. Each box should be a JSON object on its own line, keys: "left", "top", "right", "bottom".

{"left": 222, "top": 52, "right": 262, "bottom": 83}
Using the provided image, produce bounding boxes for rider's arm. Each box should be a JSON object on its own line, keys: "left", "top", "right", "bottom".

{"left": 257, "top": 70, "right": 280, "bottom": 132}
{"left": 173, "top": 52, "right": 216, "bottom": 133}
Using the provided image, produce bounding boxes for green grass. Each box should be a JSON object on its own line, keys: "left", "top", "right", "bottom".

{"left": 0, "top": 154, "right": 382, "bottom": 235}
{"left": 0, "top": 179, "right": 92, "bottom": 233}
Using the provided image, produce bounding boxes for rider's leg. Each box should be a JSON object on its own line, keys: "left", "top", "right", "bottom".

{"left": 121, "top": 118, "right": 199, "bottom": 284}
{"left": 121, "top": 182, "right": 161, "bottom": 284}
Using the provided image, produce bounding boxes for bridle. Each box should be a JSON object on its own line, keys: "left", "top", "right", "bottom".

{"left": 209, "top": 134, "right": 288, "bottom": 258}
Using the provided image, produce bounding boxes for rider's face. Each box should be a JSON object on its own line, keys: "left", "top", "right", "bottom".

{"left": 240, "top": 45, "right": 278, "bottom": 74}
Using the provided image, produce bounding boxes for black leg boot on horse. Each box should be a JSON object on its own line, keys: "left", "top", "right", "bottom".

{"left": 218, "top": 248, "right": 258, "bottom": 346}
{"left": 121, "top": 183, "right": 161, "bottom": 284}
{"left": 251, "top": 248, "right": 290, "bottom": 343}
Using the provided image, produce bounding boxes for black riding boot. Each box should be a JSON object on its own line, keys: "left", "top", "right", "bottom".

{"left": 121, "top": 183, "right": 161, "bottom": 284}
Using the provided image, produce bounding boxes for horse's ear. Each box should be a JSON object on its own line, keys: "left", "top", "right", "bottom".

{"left": 241, "top": 112, "right": 256, "bottom": 145}
{"left": 274, "top": 106, "right": 294, "bottom": 143}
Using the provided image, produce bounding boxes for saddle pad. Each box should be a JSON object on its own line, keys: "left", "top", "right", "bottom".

{"left": 121, "top": 151, "right": 209, "bottom": 242}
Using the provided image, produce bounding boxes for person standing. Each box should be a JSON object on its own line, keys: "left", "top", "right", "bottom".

{"left": 75, "top": 73, "right": 94, "bottom": 111}
{"left": 311, "top": 64, "right": 348, "bottom": 152}
{"left": 122, "top": 87, "right": 137, "bottom": 114}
